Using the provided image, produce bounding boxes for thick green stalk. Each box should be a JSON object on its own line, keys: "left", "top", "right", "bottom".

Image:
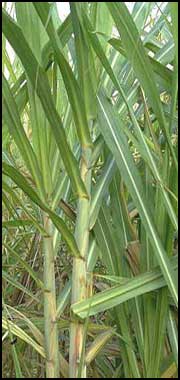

{"left": 69, "top": 147, "right": 92, "bottom": 378}
{"left": 43, "top": 213, "right": 59, "bottom": 378}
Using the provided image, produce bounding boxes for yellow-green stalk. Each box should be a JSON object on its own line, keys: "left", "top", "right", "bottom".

{"left": 69, "top": 146, "right": 92, "bottom": 378}
{"left": 43, "top": 214, "right": 59, "bottom": 378}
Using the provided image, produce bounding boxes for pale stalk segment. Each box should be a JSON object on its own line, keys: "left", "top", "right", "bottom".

{"left": 69, "top": 147, "right": 92, "bottom": 378}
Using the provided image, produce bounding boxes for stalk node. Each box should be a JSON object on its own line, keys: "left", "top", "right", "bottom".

{"left": 51, "top": 319, "right": 58, "bottom": 324}
{"left": 80, "top": 255, "right": 86, "bottom": 261}
{"left": 44, "top": 288, "right": 51, "bottom": 293}
{"left": 46, "top": 358, "right": 55, "bottom": 365}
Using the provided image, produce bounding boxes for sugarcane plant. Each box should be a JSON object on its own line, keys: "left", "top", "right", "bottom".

{"left": 2, "top": 2, "right": 178, "bottom": 379}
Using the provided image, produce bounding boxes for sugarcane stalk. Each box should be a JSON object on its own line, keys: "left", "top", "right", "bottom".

{"left": 43, "top": 213, "right": 59, "bottom": 378}
{"left": 69, "top": 146, "right": 92, "bottom": 378}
